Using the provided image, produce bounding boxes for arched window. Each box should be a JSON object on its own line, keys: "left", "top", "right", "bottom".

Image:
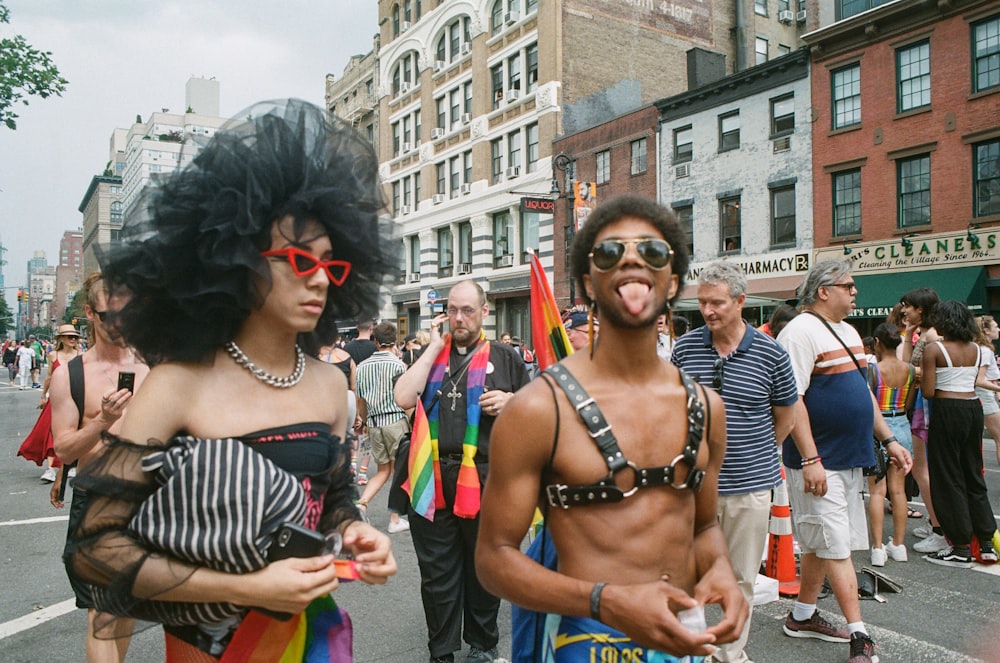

{"left": 491, "top": 0, "right": 504, "bottom": 35}
{"left": 391, "top": 51, "right": 419, "bottom": 96}
{"left": 436, "top": 16, "right": 472, "bottom": 63}
{"left": 404, "top": 0, "right": 412, "bottom": 22}
{"left": 392, "top": 4, "right": 400, "bottom": 36}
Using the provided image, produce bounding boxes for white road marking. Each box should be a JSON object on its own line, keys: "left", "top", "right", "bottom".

{"left": 0, "top": 599, "right": 77, "bottom": 640}
{"left": 0, "top": 515, "right": 69, "bottom": 526}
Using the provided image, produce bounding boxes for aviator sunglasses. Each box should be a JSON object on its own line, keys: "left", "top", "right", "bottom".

{"left": 589, "top": 238, "right": 674, "bottom": 271}
{"left": 261, "top": 247, "right": 352, "bottom": 287}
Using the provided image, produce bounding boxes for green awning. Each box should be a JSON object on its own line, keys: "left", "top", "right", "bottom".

{"left": 851, "top": 266, "right": 987, "bottom": 318}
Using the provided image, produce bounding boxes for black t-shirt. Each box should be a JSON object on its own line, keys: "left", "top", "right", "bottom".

{"left": 344, "top": 338, "right": 377, "bottom": 366}
{"left": 435, "top": 341, "right": 531, "bottom": 458}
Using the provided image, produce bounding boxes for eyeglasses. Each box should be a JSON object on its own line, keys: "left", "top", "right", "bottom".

{"left": 712, "top": 357, "right": 726, "bottom": 392}
{"left": 93, "top": 310, "right": 108, "bottom": 322}
{"left": 447, "top": 306, "right": 479, "bottom": 318}
{"left": 589, "top": 238, "right": 673, "bottom": 271}
{"left": 826, "top": 282, "right": 857, "bottom": 293}
{"left": 261, "top": 247, "right": 352, "bottom": 287}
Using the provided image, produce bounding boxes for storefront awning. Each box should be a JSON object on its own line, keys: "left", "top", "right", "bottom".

{"left": 851, "top": 266, "right": 987, "bottom": 318}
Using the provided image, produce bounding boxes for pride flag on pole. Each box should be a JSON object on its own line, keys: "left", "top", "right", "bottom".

{"left": 403, "top": 398, "right": 444, "bottom": 521}
{"left": 528, "top": 249, "right": 572, "bottom": 371}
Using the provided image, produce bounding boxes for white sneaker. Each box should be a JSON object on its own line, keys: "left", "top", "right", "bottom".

{"left": 67, "top": 467, "right": 77, "bottom": 478}
{"left": 871, "top": 546, "right": 887, "bottom": 567}
{"left": 387, "top": 518, "right": 410, "bottom": 534}
{"left": 914, "top": 532, "right": 949, "bottom": 553}
{"left": 40, "top": 467, "right": 57, "bottom": 483}
{"left": 913, "top": 522, "right": 932, "bottom": 538}
{"left": 886, "top": 537, "right": 908, "bottom": 562}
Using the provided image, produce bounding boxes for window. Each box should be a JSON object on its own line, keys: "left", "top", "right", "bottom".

{"left": 974, "top": 139, "right": 1000, "bottom": 217}
{"left": 771, "top": 186, "right": 796, "bottom": 246}
{"left": 837, "top": 0, "right": 893, "bottom": 20}
{"left": 404, "top": 0, "right": 412, "bottom": 23}
{"left": 464, "top": 150, "right": 472, "bottom": 184}
{"left": 438, "top": 227, "right": 454, "bottom": 273}
{"left": 391, "top": 122, "right": 401, "bottom": 156}
{"left": 755, "top": 0, "right": 767, "bottom": 15}
{"left": 832, "top": 64, "right": 861, "bottom": 129}
{"left": 491, "top": 138, "right": 503, "bottom": 183}
{"left": 771, "top": 95, "right": 794, "bottom": 136}
{"left": 459, "top": 221, "right": 473, "bottom": 264}
{"left": 508, "top": 130, "right": 522, "bottom": 171}
{"left": 526, "top": 44, "right": 539, "bottom": 93}
{"left": 719, "top": 112, "right": 740, "bottom": 152}
{"left": 391, "top": 52, "right": 418, "bottom": 96}
{"left": 493, "top": 211, "right": 513, "bottom": 266}
{"left": 436, "top": 97, "right": 446, "bottom": 129}
{"left": 778, "top": 44, "right": 791, "bottom": 56}
{"left": 437, "top": 16, "right": 471, "bottom": 62}
{"left": 897, "top": 40, "right": 930, "bottom": 112}
{"left": 595, "top": 150, "right": 610, "bottom": 185}
{"left": 526, "top": 0, "right": 538, "bottom": 12}
{"left": 450, "top": 88, "right": 461, "bottom": 126}
{"left": 674, "top": 126, "right": 692, "bottom": 162}
{"left": 526, "top": 123, "right": 539, "bottom": 173}
{"left": 520, "top": 211, "right": 539, "bottom": 261}
{"left": 409, "top": 235, "right": 421, "bottom": 275}
{"left": 833, "top": 169, "right": 862, "bottom": 236}
{"left": 898, "top": 154, "right": 930, "bottom": 228}
{"left": 392, "top": 4, "right": 400, "bottom": 36}
{"left": 972, "top": 15, "right": 1000, "bottom": 93}
{"left": 508, "top": 53, "right": 522, "bottom": 92}
{"left": 490, "top": 0, "right": 504, "bottom": 35}
{"left": 778, "top": 0, "right": 790, "bottom": 10}
{"left": 449, "top": 155, "right": 460, "bottom": 197}
{"left": 719, "top": 197, "right": 741, "bottom": 252}
{"left": 464, "top": 82, "right": 473, "bottom": 114}
{"left": 755, "top": 37, "right": 768, "bottom": 65}
{"left": 630, "top": 138, "right": 647, "bottom": 174}
{"left": 673, "top": 204, "right": 694, "bottom": 258}
{"left": 491, "top": 64, "right": 504, "bottom": 109}
{"left": 414, "top": 172, "right": 421, "bottom": 210}
{"left": 403, "top": 176, "right": 412, "bottom": 208}
{"left": 436, "top": 163, "right": 446, "bottom": 195}
{"left": 110, "top": 200, "right": 123, "bottom": 223}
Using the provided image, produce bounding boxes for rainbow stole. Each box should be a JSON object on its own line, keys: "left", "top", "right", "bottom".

{"left": 406, "top": 332, "right": 490, "bottom": 520}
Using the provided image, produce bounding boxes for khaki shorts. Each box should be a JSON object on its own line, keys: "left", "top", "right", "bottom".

{"left": 786, "top": 467, "right": 868, "bottom": 560}
{"left": 367, "top": 417, "right": 410, "bottom": 466}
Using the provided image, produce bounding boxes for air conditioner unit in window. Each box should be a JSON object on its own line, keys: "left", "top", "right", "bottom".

{"left": 675, "top": 163, "right": 690, "bottom": 179}
{"left": 433, "top": 60, "right": 446, "bottom": 73}
{"left": 778, "top": 9, "right": 794, "bottom": 23}
{"left": 461, "top": 112, "right": 472, "bottom": 124}
{"left": 504, "top": 10, "right": 520, "bottom": 24}
{"left": 457, "top": 263, "right": 472, "bottom": 275}
{"left": 408, "top": 272, "right": 420, "bottom": 283}
{"left": 505, "top": 166, "right": 520, "bottom": 179}
{"left": 431, "top": 127, "right": 446, "bottom": 140}
{"left": 401, "top": 142, "right": 412, "bottom": 153}
{"left": 773, "top": 136, "right": 792, "bottom": 153}
{"left": 399, "top": 205, "right": 412, "bottom": 215}
{"left": 506, "top": 89, "right": 521, "bottom": 102}
{"left": 400, "top": 21, "right": 411, "bottom": 32}
{"left": 460, "top": 42, "right": 472, "bottom": 56}
{"left": 399, "top": 82, "right": 411, "bottom": 95}
{"left": 796, "top": 9, "right": 806, "bottom": 22}
{"left": 499, "top": 254, "right": 514, "bottom": 267}
{"left": 432, "top": 193, "right": 445, "bottom": 204}
{"left": 460, "top": 183, "right": 472, "bottom": 195}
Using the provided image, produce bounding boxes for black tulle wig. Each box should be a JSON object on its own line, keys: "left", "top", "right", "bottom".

{"left": 100, "top": 99, "right": 397, "bottom": 365}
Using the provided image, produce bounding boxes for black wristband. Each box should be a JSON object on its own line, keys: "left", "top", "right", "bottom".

{"left": 590, "top": 582, "right": 606, "bottom": 621}
{"left": 881, "top": 437, "right": 898, "bottom": 448}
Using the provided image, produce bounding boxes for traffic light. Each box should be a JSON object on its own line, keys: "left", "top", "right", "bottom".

{"left": 16, "top": 290, "right": 22, "bottom": 302}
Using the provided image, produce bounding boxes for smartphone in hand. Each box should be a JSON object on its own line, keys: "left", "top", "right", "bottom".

{"left": 117, "top": 371, "right": 135, "bottom": 393}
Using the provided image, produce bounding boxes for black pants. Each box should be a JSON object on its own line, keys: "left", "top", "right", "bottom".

{"left": 64, "top": 487, "right": 96, "bottom": 609}
{"left": 927, "top": 398, "right": 996, "bottom": 546}
{"left": 409, "top": 458, "right": 499, "bottom": 658}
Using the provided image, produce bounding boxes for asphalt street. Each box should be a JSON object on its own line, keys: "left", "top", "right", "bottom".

{"left": 1, "top": 376, "right": 999, "bottom": 662}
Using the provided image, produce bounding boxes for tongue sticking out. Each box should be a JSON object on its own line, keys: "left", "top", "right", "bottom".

{"left": 618, "top": 282, "right": 650, "bottom": 315}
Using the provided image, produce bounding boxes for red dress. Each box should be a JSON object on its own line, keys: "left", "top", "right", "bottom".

{"left": 17, "top": 358, "right": 61, "bottom": 467}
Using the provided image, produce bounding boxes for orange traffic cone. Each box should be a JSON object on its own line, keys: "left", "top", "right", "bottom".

{"left": 765, "top": 465, "right": 800, "bottom": 597}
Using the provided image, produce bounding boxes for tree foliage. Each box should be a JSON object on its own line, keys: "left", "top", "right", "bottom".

{"left": 0, "top": 1, "right": 68, "bottom": 130}
{"left": 63, "top": 287, "right": 86, "bottom": 324}
{"left": 0, "top": 295, "right": 11, "bottom": 337}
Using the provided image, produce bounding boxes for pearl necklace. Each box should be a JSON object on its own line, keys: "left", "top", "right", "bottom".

{"left": 224, "top": 341, "right": 305, "bottom": 389}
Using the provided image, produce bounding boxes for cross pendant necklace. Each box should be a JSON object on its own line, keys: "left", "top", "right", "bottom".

{"left": 443, "top": 358, "right": 474, "bottom": 411}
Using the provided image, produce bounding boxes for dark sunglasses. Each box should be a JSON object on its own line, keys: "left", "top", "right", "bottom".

{"left": 93, "top": 310, "right": 108, "bottom": 322}
{"left": 589, "top": 238, "right": 673, "bottom": 271}
{"left": 261, "top": 247, "right": 352, "bottom": 287}
{"left": 712, "top": 357, "right": 726, "bottom": 392}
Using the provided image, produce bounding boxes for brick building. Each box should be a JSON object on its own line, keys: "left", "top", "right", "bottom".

{"left": 805, "top": 0, "right": 1000, "bottom": 329}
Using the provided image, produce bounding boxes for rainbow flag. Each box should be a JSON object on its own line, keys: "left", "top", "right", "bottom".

{"left": 453, "top": 344, "right": 491, "bottom": 518}
{"left": 403, "top": 398, "right": 444, "bottom": 521}
{"left": 529, "top": 251, "right": 573, "bottom": 370}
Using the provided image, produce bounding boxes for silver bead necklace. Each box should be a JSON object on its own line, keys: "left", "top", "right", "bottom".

{"left": 224, "top": 341, "right": 305, "bottom": 388}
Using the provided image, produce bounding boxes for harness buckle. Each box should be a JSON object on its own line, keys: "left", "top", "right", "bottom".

{"left": 546, "top": 484, "right": 570, "bottom": 509}
{"left": 574, "top": 397, "right": 596, "bottom": 413}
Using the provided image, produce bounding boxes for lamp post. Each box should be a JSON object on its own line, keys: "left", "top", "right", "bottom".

{"left": 551, "top": 152, "right": 576, "bottom": 305}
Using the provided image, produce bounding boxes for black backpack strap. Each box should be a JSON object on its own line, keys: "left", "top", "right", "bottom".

{"left": 67, "top": 355, "right": 85, "bottom": 428}
{"left": 544, "top": 363, "right": 626, "bottom": 472}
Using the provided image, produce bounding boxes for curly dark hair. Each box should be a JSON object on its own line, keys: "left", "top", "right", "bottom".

{"left": 899, "top": 288, "right": 939, "bottom": 325}
{"left": 930, "top": 300, "right": 977, "bottom": 342}
{"left": 100, "top": 99, "right": 396, "bottom": 365}
{"left": 569, "top": 194, "right": 689, "bottom": 307}
{"left": 872, "top": 322, "right": 902, "bottom": 351}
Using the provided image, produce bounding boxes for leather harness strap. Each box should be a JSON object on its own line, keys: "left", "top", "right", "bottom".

{"left": 543, "top": 363, "right": 706, "bottom": 509}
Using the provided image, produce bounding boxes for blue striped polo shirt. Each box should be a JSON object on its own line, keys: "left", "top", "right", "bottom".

{"left": 672, "top": 323, "right": 799, "bottom": 496}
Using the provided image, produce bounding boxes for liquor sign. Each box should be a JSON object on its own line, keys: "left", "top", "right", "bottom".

{"left": 521, "top": 196, "right": 555, "bottom": 214}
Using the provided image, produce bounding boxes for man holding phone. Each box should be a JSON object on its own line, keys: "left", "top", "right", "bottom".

{"left": 51, "top": 272, "right": 149, "bottom": 663}
{"left": 395, "top": 280, "right": 531, "bottom": 663}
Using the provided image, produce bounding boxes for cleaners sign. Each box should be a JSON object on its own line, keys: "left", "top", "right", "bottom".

{"left": 815, "top": 229, "right": 1000, "bottom": 274}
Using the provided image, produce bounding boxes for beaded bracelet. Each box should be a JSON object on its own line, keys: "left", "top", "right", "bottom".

{"left": 590, "top": 582, "right": 606, "bottom": 621}
{"left": 880, "top": 437, "right": 898, "bottom": 448}
{"left": 800, "top": 456, "right": 822, "bottom": 467}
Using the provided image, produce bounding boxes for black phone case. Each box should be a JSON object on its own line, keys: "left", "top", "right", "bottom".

{"left": 117, "top": 372, "right": 135, "bottom": 392}
{"left": 267, "top": 523, "right": 326, "bottom": 562}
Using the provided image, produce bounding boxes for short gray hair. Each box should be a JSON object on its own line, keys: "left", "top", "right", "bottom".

{"left": 797, "top": 260, "right": 853, "bottom": 305}
{"left": 698, "top": 261, "right": 747, "bottom": 298}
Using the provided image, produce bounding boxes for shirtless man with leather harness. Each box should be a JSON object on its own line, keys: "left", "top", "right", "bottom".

{"left": 476, "top": 195, "right": 746, "bottom": 662}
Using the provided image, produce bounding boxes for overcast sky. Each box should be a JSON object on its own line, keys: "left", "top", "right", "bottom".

{"left": 0, "top": 0, "right": 378, "bottom": 310}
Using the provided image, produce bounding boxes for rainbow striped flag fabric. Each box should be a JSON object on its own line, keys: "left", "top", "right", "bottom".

{"left": 403, "top": 398, "right": 444, "bottom": 521}
{"left": 529, "top": 251, "right": 573, "bottom": 370}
